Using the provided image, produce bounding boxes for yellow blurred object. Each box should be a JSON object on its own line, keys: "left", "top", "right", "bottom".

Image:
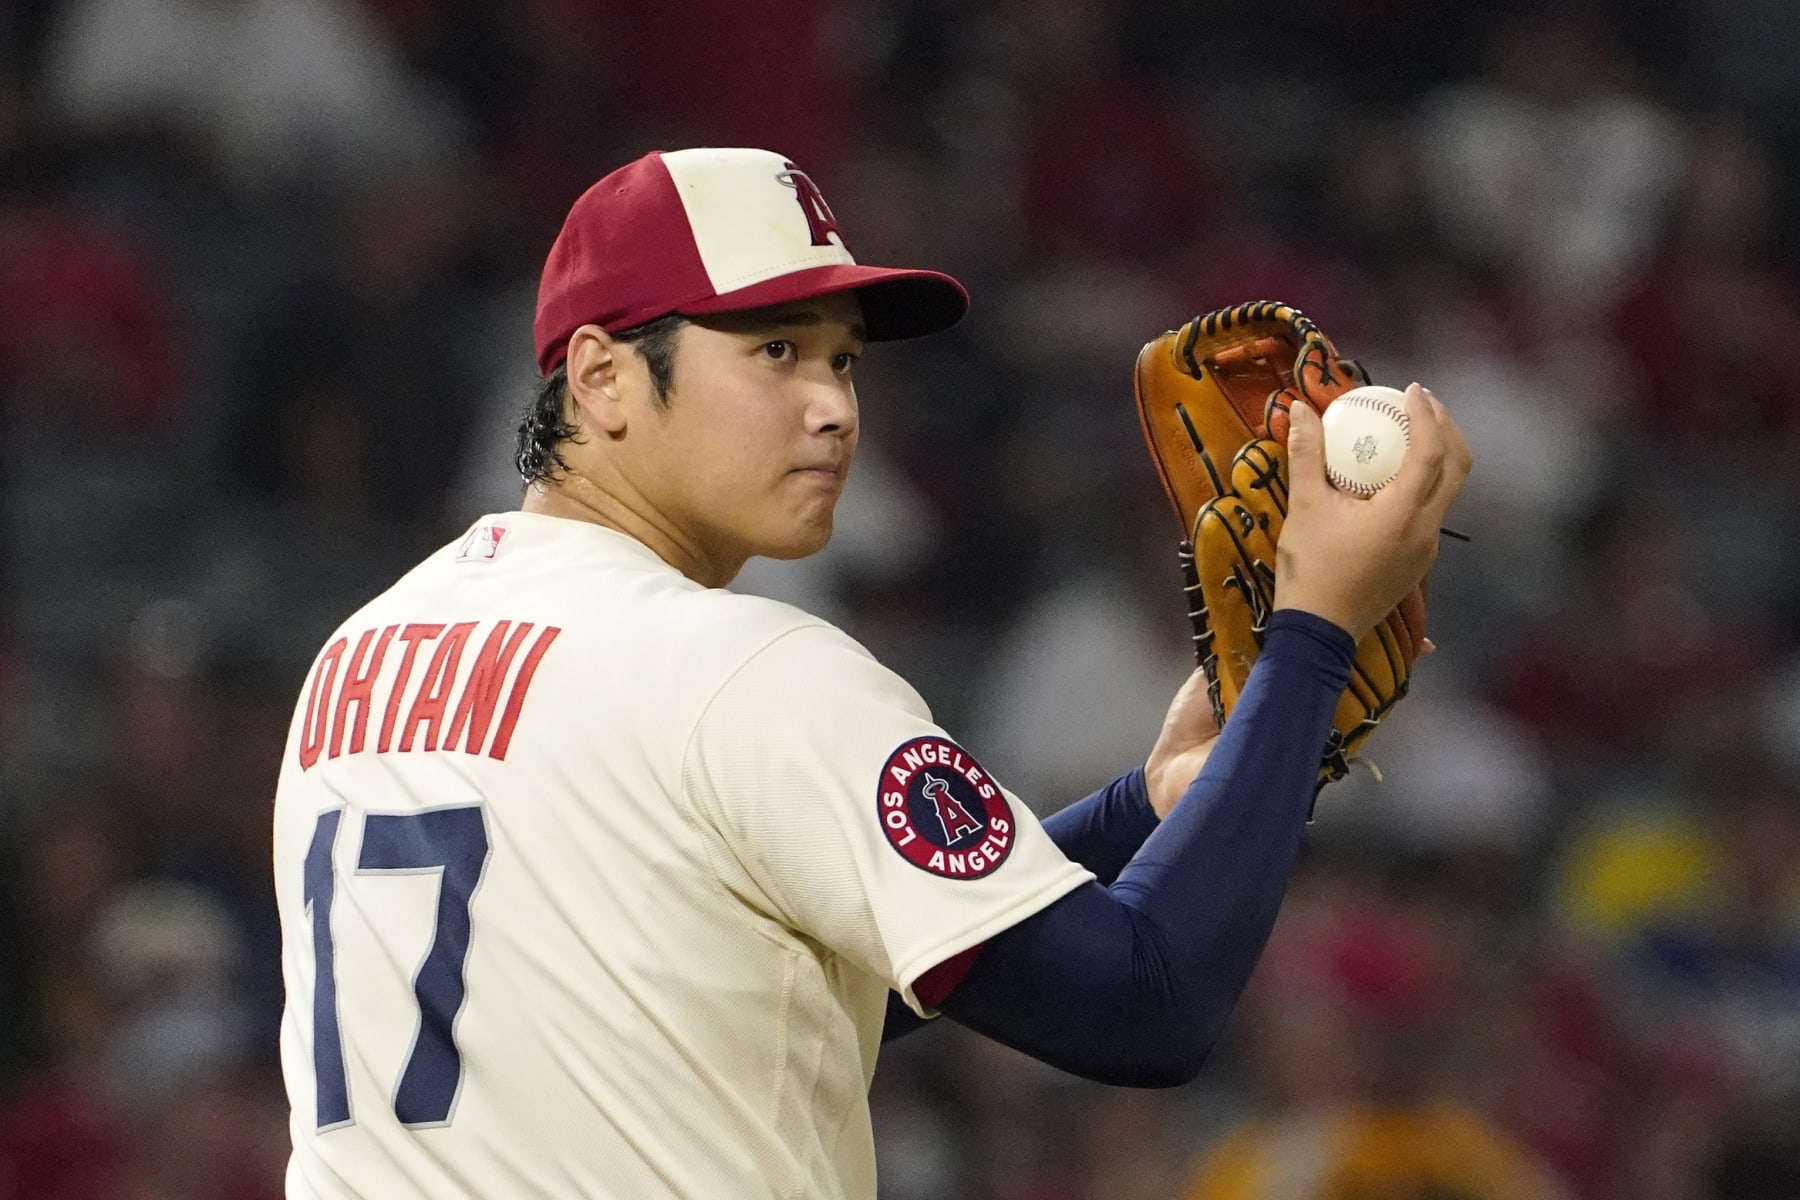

{"left": 1554, "top": 811, "right": 1715, "bottom": 938}
{"left": 1182, "top": 1102, "right": 1567, "bottom": 1200}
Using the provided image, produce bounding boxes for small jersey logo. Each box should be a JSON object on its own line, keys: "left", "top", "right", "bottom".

{"left": 455, "top": 525, "right": 506, "bottom": 563}
{"left": 876, "top": 736, "right": 1015, "bottom": 879}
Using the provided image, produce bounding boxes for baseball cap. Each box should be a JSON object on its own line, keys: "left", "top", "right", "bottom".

{"left": 533, "top": 148, "right": 970, "bottom": 374}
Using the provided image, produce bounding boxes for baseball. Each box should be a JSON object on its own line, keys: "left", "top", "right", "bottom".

{"left": 1321, "top": 385, "right": 1410, "bottom": 497}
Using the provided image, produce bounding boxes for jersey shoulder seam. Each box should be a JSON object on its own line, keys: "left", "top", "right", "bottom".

{"left": 674, "top": 616, "right": 848, "bottom": 815}
{"left": 670, "top": 617, "right": 872, "bottom": 935}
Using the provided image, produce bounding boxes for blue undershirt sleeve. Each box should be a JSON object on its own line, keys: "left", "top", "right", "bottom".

{"left": 933, "top": 609, "right": 1354, "bottom": 1086}
{"left": 1039, "top": 767, "right": 1162, "bottom": 887}
{"left": 881, "top": 766, "right": 1162, "bottom": 1042}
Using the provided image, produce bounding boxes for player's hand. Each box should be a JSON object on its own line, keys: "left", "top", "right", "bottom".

{"left": 1144, "top": 666, "right": 1222, "bottom": 818}
{"left": 1273, "top": 384, "right": 1472, "bottom": 640}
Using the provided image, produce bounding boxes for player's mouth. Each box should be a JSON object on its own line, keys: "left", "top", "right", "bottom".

{"left": 790, "top": 462, "right": 847, "bottom": 485}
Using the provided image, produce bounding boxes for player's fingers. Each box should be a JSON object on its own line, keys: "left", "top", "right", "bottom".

{"left": 1377, "top": 383, "right": 1446, "bottom": 510}
{"left": 1168, "top": 665, "right": 1222, "bottom": 737}
{"left": 1394, "top": 584, "right": 1428, "bottom": 668}
{"left": 1283, "top": 398, "right": 1329, "bottom": 505}
{"left": 1420, "top": 387, "right": 1474, "bottom": 522}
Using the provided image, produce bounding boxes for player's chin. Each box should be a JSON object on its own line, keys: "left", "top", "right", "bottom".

{"left": 758, "top": 512, "right": 836, "bottom": 561}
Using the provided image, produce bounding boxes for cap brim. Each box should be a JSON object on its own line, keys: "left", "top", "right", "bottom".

{"left": 677, "top": 264, "right": 968, "bottom": 341}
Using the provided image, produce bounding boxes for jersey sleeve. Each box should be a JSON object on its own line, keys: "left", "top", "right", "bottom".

{"left": 682, "top": 622, "right": 1092, "bottom": 1014}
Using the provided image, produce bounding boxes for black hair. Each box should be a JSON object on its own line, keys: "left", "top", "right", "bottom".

{"left": 515, "top": 313, "right": 687, "bottom": 485}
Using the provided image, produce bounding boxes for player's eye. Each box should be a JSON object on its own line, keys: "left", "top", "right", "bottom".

{"left": 762, "top": 339, "right": 796, "bottom": 361}
{"left": 832, "top": 351, "right": 860, "bottom": 375}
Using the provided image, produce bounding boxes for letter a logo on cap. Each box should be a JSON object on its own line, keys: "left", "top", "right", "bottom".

{"left": 777, "top": 163, "right": 843, "bottom": 248}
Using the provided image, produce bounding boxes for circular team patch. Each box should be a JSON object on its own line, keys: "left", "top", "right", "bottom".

{"left": 876, "top": 736, "right": 1015, "bottom": 880}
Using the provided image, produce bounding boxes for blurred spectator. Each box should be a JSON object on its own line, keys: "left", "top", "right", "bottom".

{"left": 1552, "top": 764, "right": 1800, "bottom": 1196}
{"left": 1179, "top": 869, "right": 1573, "bottom": 1199}
{"left": 1005, "top": 3, "right": 1214, "bottom": 270}
{"left": 0, "top": 169, "right": 181, "bottom": 434}
{"left": 1590, "top": 770, "right": 1800, "bottom": 1102}
{"left": 0, "top": 880, "right": 282, "bottom": 1200}
{"left": 600, "top": 0, "right": 855, "bottom": 174}
{"left": 970, "top": 559, "right": 1191, "bottom": 809}
{"left": 1348, "top": 248, "right": 1613, "bottom": 663}
{"left": 40, "top": 0, "right": 465, "bottom": 193}
{"left": 1680, "top": 0, "right": 1800, "bottom": 226}
{"left": 359, "top": 0, "right": 528, "bottom": 149}
{"left": 1611, "top": 120, "right": 1800, "bottom": 633}
{"left": 0, "top": 799, "right": 132, "bottom": 1083}
{"left": 191, "top": 168, "right": 493, "bottom": 671}
{"left": 223, "top": 165, "right": 489, "bottom": 523}
{"left": 99, "top": 607, "right": 288, "bottom": 1038}
{"left": 0, "top": 161, "right": 207, "bottom": 679}
{"left": 1311, "top": 687, "right": 1554, "bottom": 858}
{"left": 1415, "top": 8, "right": 1689, "bottom": 317}
{"left": 1492, "top": 486, "right": 1769, "bottom": 776}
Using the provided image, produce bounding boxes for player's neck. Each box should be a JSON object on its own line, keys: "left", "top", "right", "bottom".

{"left": 520, "top": 475, "right": 745, "bottom": 589}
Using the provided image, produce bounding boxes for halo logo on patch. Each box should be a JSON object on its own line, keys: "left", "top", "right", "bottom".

{"left": 876, "top": 736, "right": 1015, "bottom": 879}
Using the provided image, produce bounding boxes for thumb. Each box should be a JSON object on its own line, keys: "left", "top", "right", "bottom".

{"left": 1285, "top": 398, "right": 1326, "bottom": 496}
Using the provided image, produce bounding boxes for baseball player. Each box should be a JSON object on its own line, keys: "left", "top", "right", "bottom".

{"left": 273, "top": 147, "right": 1471, "bottom": 1199}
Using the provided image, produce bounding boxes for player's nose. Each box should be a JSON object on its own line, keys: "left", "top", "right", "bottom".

{"left": 803, "top": 376, "right": 858, "bottom": 438}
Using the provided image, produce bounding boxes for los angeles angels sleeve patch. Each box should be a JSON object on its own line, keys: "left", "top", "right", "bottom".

{"left": 876, "top": 736, "right": 1015, "bottom": 879}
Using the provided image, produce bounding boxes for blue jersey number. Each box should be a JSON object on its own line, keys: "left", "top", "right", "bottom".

{"left": 301, "top": 805, "right": 491, "bottom": 1129}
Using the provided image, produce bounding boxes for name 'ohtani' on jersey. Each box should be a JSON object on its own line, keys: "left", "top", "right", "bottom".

{"left": 294, "top": 619, "right": 561, "bottom": 768}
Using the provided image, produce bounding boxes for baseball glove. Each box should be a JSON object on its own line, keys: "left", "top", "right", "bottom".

{"left": 1133, "top": 301, "right": 1428, "bottom": 795}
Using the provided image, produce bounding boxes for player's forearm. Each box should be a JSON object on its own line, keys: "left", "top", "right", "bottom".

{"left": 1038, "top": 767, "right": 1160, "bottom": 886}
{"left": 938, "top": 611, "right": 1351, "bottom": 1086}
{"left": 881, "top": 767, "right": 1158, "bottom": 1043}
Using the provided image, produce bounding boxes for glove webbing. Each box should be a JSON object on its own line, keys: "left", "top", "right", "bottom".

{"left": 1179, "top": 301, "right": 1353, "bottom": 406}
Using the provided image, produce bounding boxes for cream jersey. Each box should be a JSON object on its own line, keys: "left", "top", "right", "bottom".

{"left": 273, "top": 511, "right": 1092, "bottom": 1200}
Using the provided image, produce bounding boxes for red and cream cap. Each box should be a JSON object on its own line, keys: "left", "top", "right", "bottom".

{"left": 533, "top": 147, "right": 970, "bottom": 374}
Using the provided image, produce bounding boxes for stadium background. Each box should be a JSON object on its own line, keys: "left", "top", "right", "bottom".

{"left": 4, "top": 0, "right": 1800, "bottom": 1195}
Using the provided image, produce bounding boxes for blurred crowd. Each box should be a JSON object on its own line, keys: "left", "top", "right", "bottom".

{"left": 4, "top": 0, "right": 1800, "bottom": 1196}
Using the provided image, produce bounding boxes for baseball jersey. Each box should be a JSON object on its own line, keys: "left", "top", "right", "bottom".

{"left": 274, "top": 510, "right": 1092, "bottom": 1199}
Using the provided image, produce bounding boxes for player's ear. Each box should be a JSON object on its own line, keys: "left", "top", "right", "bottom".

{"left": 565, "top": 325, "right": 629, "bottom": 434}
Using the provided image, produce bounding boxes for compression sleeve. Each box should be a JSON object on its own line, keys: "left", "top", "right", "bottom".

{"left": 881, "top": 766, "right": 1161, "bottom": 1042}
{"left": 1038, "top": 767, "right": 1161, "bottom": 887}
{"left": 934, "top": 609, "right": 1353, "bottom": 1086}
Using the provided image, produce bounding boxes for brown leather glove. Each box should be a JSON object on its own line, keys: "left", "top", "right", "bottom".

{"left": 1137, "top": 302, "right": 1428, "bottom": 792}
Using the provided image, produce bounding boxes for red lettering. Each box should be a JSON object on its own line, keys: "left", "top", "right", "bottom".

{"left": 328, "top": 626, "right": 395, "bottom": 759}
{"left": 297, "top": 638, "right": 348, "bottom": 769}
{"left": 444, "top": 621, "right": 534, "bottom": 755}
{"left": 487, "top": 625, "right": 562, "bottom": 761}
{"left": 399, "top": 622, "right": 477, "bottom": 752}
{"left": 378, "top": 624, "right": 445, "bottom": 752}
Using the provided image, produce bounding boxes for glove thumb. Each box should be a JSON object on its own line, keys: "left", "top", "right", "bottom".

{"left": 1285, "top": 398, "right": 1326, "bottom": 499}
